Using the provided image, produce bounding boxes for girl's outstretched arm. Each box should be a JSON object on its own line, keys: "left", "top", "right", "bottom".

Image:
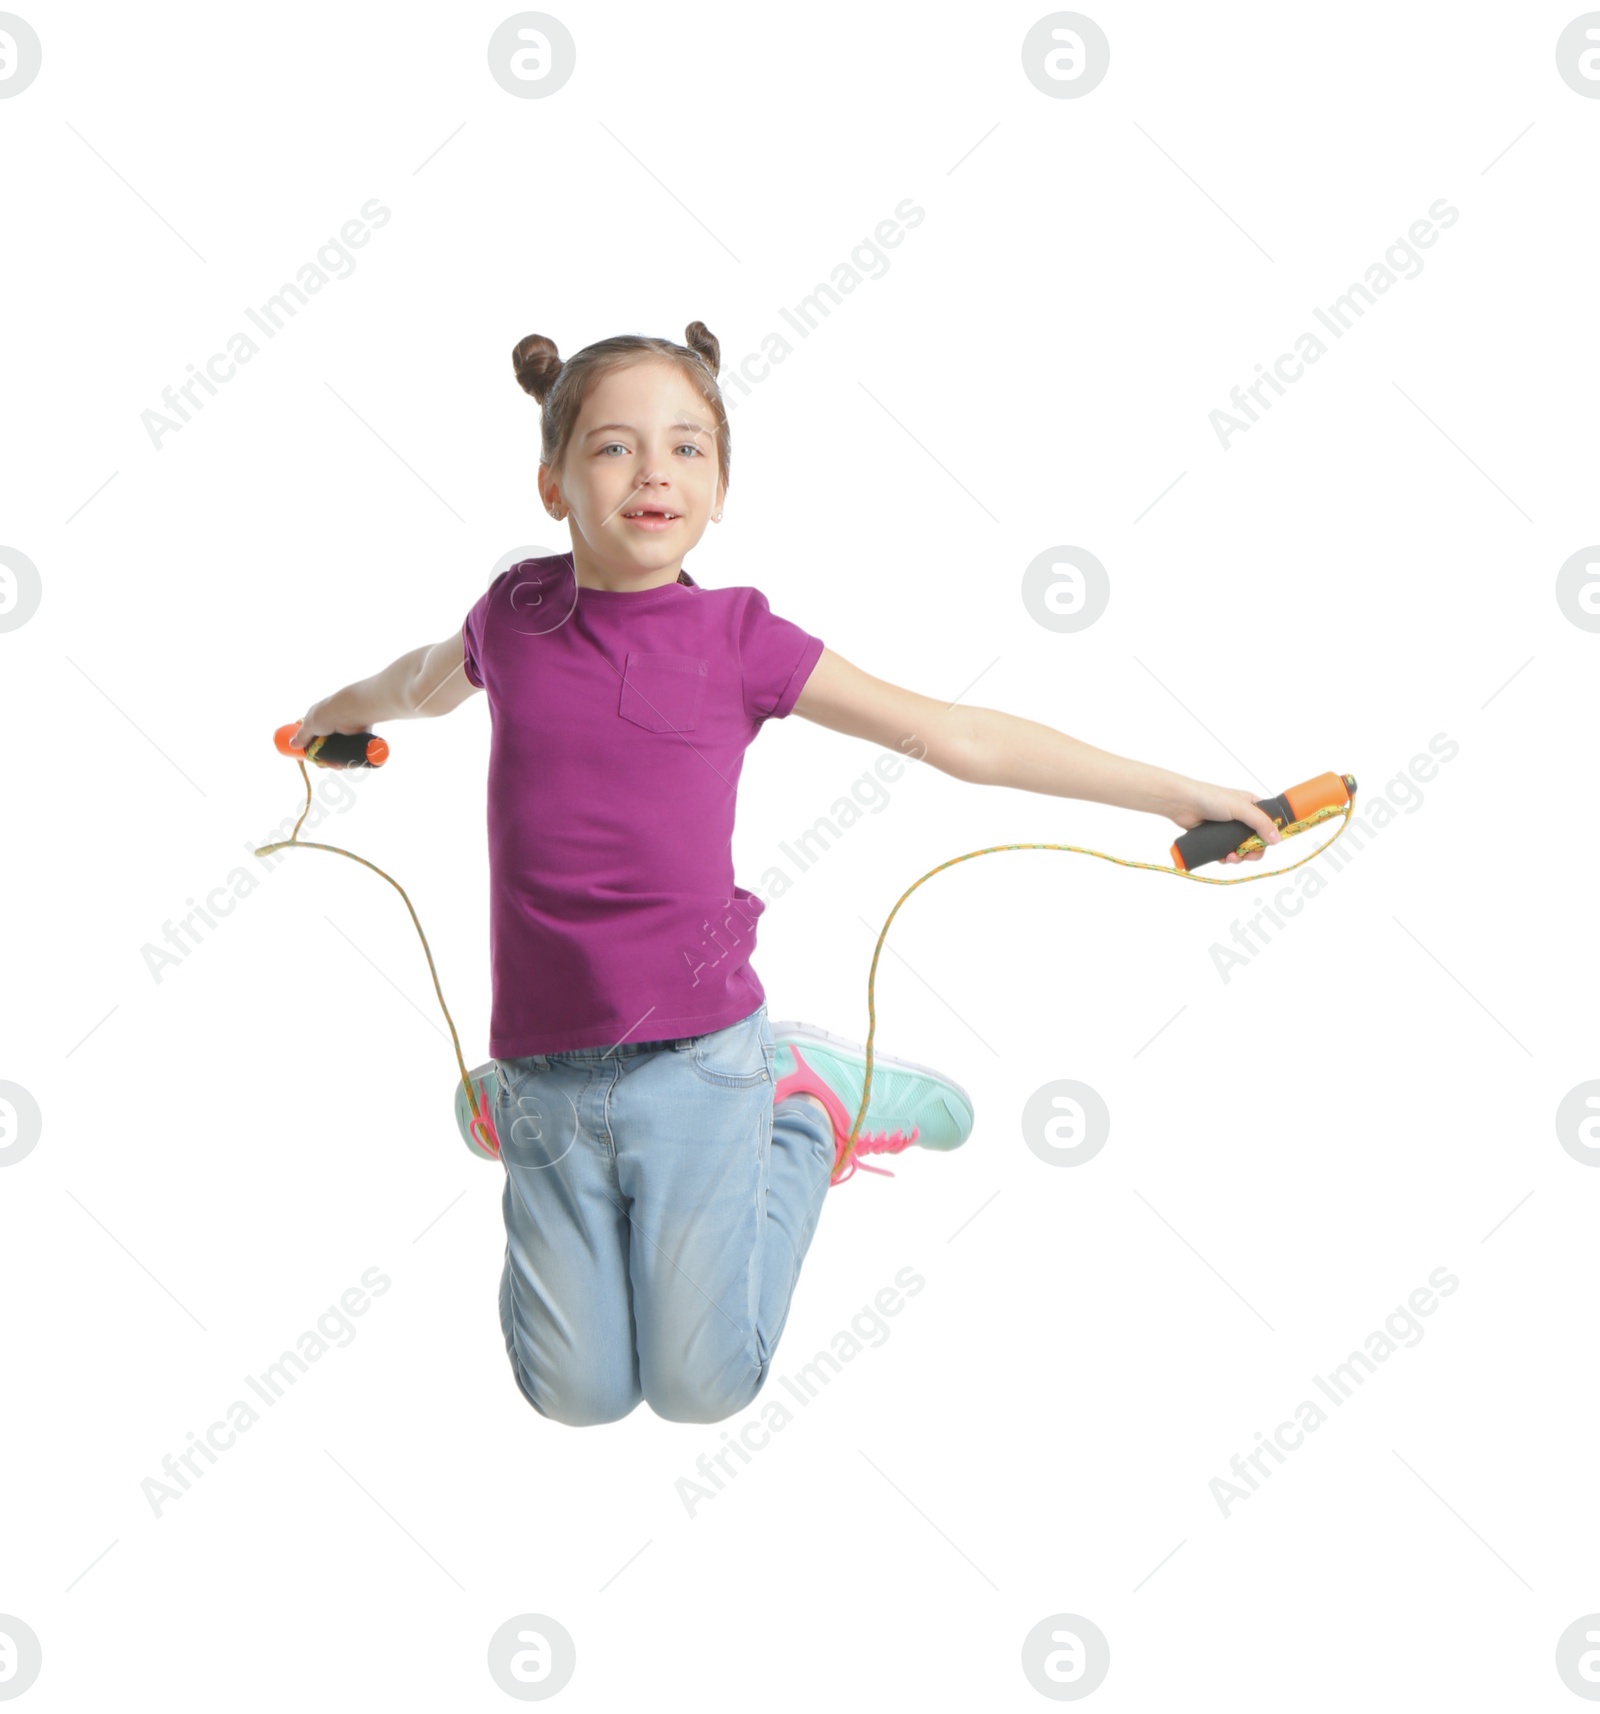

{"left": 290, "top": 628, "right": 481, "bottom": 752}
{"left": 790, "top": 647, "right": 1281, "bottom": 863}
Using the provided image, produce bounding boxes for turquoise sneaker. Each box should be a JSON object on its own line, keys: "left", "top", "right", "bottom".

{"left": 770, "top": 1020, "right": 975, "bottom": 1185}
{"left": 453, "top": 1062, "right": 502, "bottom": 1161}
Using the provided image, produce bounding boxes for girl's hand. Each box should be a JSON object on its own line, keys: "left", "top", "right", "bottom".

{"left": 289, "top": 694, "right": 374, "bottom": 765}
{"left": 1168, "top": 779, "right": 1282, "bottom": 864}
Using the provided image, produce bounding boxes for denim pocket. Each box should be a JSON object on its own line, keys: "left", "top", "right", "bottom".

{"left": 618, "top": 651, "right": 708, "bottom": 734}
{"left": 690, "top": 1009, "right": 772, "bottom": 1088}
{"left": 496, "top": 1055, "right": 549, "bottom": 1089}
{"left": 496, "top": 1056, "right": 576, "bottom": 1167}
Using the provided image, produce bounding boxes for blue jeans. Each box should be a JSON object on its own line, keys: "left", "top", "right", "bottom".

{"left": 494, "top": 1002, "right": 837, "bottom": 1426}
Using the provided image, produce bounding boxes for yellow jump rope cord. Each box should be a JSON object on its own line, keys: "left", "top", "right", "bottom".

{"left": 259, "top": 747, "right": 1355, "bottom": 1182}
{"left": 836, "top": 794, "right": 1356, "bottom": 1182}
{"left": 256, "top": 751, "right": 480, "bottom": 1125}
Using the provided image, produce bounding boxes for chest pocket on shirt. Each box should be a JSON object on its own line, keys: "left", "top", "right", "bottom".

{"left": 618, "top": 651, "right": 709, "bottom": 734}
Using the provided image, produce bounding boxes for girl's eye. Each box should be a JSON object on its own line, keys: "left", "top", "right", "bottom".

{"left": 597, "top": 443, "right": 702, "bottom": 457}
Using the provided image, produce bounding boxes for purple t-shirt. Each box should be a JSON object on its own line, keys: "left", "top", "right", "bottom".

{"left": 462, "top": 553, "right": 825, "bottom": 1056}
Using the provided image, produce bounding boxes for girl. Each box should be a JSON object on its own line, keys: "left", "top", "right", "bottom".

{"left": 291, "top": 321, "right": 1281, "bottom": 1430}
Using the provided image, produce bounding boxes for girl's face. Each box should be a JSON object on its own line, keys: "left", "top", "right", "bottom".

{"left": 542, "top": 361, "right": 726, "bottom": 572}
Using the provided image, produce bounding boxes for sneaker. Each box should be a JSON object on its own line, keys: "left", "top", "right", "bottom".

{"left": 770, "top": 1020, "right": 975, "bottom": 1185}
{"left": 453, "top": 1062, "right": 502, "bottom": 1161}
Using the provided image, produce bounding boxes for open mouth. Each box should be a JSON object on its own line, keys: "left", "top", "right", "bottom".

{"left": 621, "top": 506, "right": 680, "bottom": 530}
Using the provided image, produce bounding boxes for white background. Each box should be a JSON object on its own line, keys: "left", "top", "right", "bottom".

{"left": 3, "top": 2, "right": 1597, "bottom": 1707}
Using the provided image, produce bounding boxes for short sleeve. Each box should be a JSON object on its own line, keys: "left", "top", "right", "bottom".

{"left": 738, "top": 588, "right": 824, "bottom": 722}
{"left": 462, "top": 570, "right": 512, "bottom": 691}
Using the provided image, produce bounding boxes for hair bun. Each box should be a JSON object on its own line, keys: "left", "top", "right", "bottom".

{"left": 511, "top": 334, "right": 562, "bottom": 403}
{"left": 684, "top": 321, "right": 721, "bottom": 378}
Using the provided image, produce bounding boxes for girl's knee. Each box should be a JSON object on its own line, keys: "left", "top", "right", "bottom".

{"left": 645, "top": 1365, "right": 763, "bottom": 1425}
{"left": 506, "top": 1354, "right": 639, "bottom": 1426}
{"left": 510, "top": 1372, "right": 640, "bottom": 1427}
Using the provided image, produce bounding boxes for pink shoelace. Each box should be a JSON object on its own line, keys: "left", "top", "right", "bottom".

{"left": 774, "top": 1044, "right": 920, "bottom": 1185}
{"left": 468, "top": 1074, "right": 501, "bottom": 1157}
{"left": 833, "top": 1123, "right": 920, "bottom": 1183}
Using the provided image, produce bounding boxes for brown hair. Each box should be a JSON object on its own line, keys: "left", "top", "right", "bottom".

{"left": 511, "top": 322, "right": 729, "bottom": 587}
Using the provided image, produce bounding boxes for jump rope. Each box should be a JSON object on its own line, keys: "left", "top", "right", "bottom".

{"left": 262, "top": 723, "right": 1356, "bottom": 1183}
